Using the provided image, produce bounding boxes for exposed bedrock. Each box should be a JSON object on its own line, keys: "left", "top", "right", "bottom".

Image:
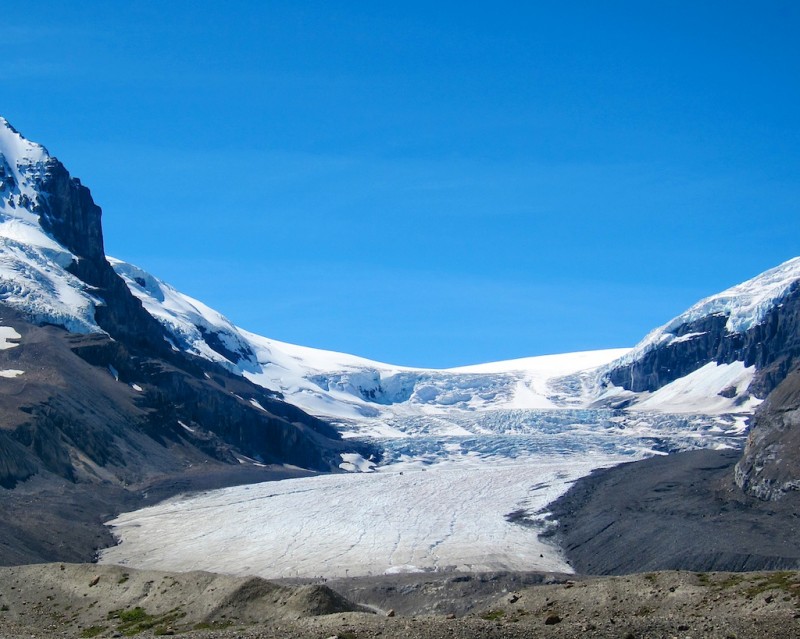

{"left": 735, "top": 366, "right": 800, "bottom": 500}
{"left": 604, "top": 284, "right": 800, "bottom": 398}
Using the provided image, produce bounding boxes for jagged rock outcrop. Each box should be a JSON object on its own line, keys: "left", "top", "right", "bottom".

{"left": 735, "top": 366, "right": 800, "bottom": 500}
{"left": 33, "top": 152, "right": 175, "bottom": 355}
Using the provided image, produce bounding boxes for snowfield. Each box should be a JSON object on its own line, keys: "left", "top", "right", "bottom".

{"left": 0, "top": 325, "right": 21, "bottom": 350}
{"left": 100, "top": 454, "right": 637, "bottom": 578}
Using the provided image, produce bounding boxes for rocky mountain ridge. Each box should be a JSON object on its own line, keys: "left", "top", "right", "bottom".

{"left": 0, "top": 117, "right": 377, "bottom": 564}
{"left": 599, "top": 259, "right": 800, "bottom": 403}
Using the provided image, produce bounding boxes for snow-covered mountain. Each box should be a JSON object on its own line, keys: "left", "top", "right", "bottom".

{"left": 4, "top": 114, "right": 800, "bottom": 438}
{"left": 108, "top": 250, "right": 800, "bottom": 427}
{"left": 112, "top": 255, "right": 634, "bottom": 422}
{"left": 5, "top": 114, "right": 800, "bottom": 573}
{"left": 597, "top": 257, "right": 800, "bottom": 412}
{"left": 0, "top": 116, "right": 369, "bottom": 500}
{"left": 0, "top": 117, "right": 102, "bottom": 333}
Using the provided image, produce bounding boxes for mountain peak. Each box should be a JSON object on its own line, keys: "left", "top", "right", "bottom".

{"left": 0, "top": 116, "right": 50, "bottom": 162}
{"left": 0, "top": 117, "right": 172, "bottom": 349}
{"left": 610, "top": 256, "right": 800, "bottom": 371}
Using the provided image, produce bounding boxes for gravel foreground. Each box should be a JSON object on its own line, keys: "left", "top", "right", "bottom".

{"left": 1, "top": 564, "right": 800, "bottom": 638}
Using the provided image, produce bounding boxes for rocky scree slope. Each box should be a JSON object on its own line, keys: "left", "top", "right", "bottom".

{"left": 735, "top": 363, "right": 800, "bottom": 500}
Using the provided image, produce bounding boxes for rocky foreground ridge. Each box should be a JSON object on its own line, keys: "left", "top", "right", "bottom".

{"left": 1, "top": 564, "right": 799, "bottom": 639}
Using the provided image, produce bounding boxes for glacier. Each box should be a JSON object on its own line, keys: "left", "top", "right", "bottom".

{"left": 2, "top": 114, "right": 797, "bottom": 579}
{"left": 100, "top": 407, "right": 746, "bottom": 579}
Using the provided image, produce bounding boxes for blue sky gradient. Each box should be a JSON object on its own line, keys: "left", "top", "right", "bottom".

{"left": 3, "top": 2, "right": 799, "bottom": 366}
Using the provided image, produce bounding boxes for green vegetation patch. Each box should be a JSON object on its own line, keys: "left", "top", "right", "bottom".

{"left": 108, "top": 606, "right": 186, "bottom": 636}
{"left": 80, "top": 626, "right": 106, "bottom": 638}
{"left": 695, "top": 573, "right": 746, "bottom": 592}
{"left": 480, "top": 609, "right": 506, "bottom": 621}
{"left": 745, "top": 572, "right": 800, "bottom": 603}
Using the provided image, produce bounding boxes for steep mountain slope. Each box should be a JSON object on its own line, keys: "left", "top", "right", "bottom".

{"left": 735, "top": 363, "right": 800, "bottom": 500}
{"left": 0, "top": 117, "right": 375, "bottom": 563}
{"left": 597, "top": 258, "right": 800, "bottom": 407}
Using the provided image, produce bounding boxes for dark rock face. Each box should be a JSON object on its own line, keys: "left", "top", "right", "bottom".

{"left": 604, "top": 284, "right": 800, "bottom": 399}
{"left": 0, "top": 311, "right": 374, "bottom": 491}
{"left": 34, "top": 157, "right": 173, "bottom": 355}
{"left": 36, "top": 160, "right": 105, "bottom": 263}
{"left": 735, "top": 366, "right": 800, "bottom": 500}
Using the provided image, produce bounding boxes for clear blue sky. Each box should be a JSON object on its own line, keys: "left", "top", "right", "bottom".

{"left": 3, "top": 2, "right": 799, "bottom": 367}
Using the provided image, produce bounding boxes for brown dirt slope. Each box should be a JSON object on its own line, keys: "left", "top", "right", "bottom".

{"left": 2, "top": 565, "right": 800, "bottom": 638}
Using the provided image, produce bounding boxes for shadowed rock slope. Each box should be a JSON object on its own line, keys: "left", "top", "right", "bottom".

{"left": 736, "top": 364, "right": 800, "bottom": 500}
